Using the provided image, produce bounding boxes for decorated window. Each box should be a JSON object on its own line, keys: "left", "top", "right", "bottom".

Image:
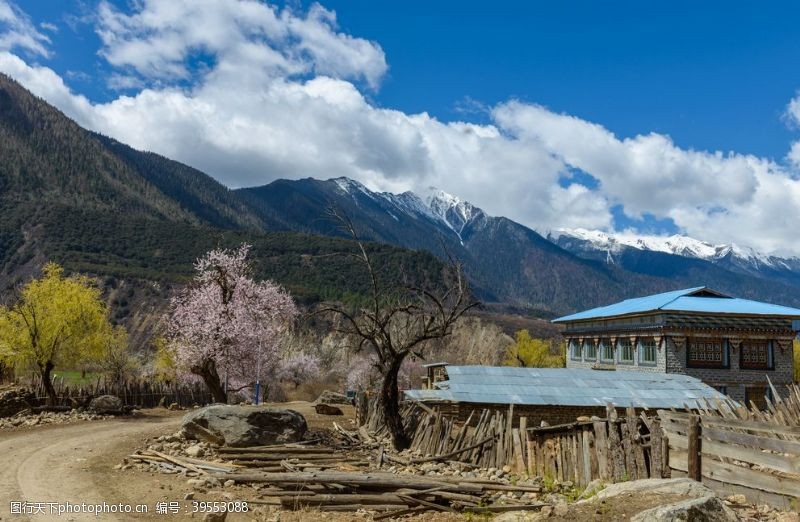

{"left": 639, "top": 337, "right": 657, "bottom": 364}
{"left": 687, "top": 338, "right": 728, "bottom": 368}
{"left": 740, "top": 340, "right": 773, "bottom": 370}
{"left": 584, "top": 339, "right": 597, "bottom": 360}
{"left": 569, "top": 339, "right": 582, "bottom": 360}
{"left": 617, "top": 338, "right": 634, "bottom": 363}
{"left": 600, "top": 339, "right": 614, "bottom": 362}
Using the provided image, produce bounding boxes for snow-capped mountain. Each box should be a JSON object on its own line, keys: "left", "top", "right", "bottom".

{"left": 549, "top": 228, "right": 800, "bottom": 281}
{"left": 236, "top": 177, "right": 800, "bottom": 313}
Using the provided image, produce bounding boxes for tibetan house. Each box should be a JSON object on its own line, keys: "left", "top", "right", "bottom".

{"left": 553, "top": 287, "right": 800, "bottom": 407}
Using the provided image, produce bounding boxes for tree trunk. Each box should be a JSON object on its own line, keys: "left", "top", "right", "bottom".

{"left": 193, "top": 358, "right": 227, "bottom": 404}
{"left": 380, "top": 356, "right": 410, "bottom": 451}
{"left": 41, "top": 361, "right": 57, "bottom": 406}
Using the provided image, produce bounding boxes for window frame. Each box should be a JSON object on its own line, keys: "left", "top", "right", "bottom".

{"left": 638, "top": 337, "right": 657, "bottom": 366}
{"left": 686, "top": 338, "right": 730, "bottom": 369}
{"left": 583, "top": 339, "right": 597, "bottom": 361}
{"left": 617, "top": 337, "right": 634, "bottom": 364}
{"left": 569, "top": 339, "right": 582, "bottom": 361}
{"left": 599, "top": 339, "right": 614, "bottom": 363}
{"left": 739, "top": 340, "right": 774, "bottom": 371}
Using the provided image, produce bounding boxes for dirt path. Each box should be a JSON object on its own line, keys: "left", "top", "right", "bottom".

{"left": 0, "top": 410, "right": 190, "bottom": 522}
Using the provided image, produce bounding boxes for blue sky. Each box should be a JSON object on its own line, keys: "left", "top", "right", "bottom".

{"left": 4, "top": 0, "right": 800, "bottom": 253}
{"left": 22, "top": 0, "right": 800, "bottom": 160}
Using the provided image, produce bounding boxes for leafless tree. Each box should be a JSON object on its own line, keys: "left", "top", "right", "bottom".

{"left": 320, "top": 208, "right": 479, "bottom": 450}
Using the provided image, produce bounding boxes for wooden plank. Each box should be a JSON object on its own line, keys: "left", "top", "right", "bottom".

{"left": 592, "top": 420, "right": 610, "bottom": 480}
{"left": 658, "top": 410, "right": 800, "bottom": 437}
{"left": 519, "top": 417, "right": 528, "bottom": 466}
{"left": 607, "top": 421, "right": 625, "bottom": 482}
{"left": 701, "top": 458, "right": 800, "bottom": 498}
{"left": 581, "top": 428, "right": 591, "bottom": 484}
{"left": 700, "top": 476, "right": 796, "bottom": 512}
{"left": 650, "top": 418, "right": 664, "bottom": 479}
{"left": 586, "top": 427, "right": 599, "bottom": 480}
{"left": 702, "top": 426, "right": 800, "bottom": 455}
{"left": 701, "top": 438, "right": 800, "bottom": 476}
{"left": 512, "top": 429, "right": 525, "bottom": 474}
{"left": 526, "top": 434, "right": 535, "bottom": 476}
{"left": 570, "top": 432, "right": 580, "bottom": 485}
{"left": 687, "top": 415, "right": 701, "bottom": 482}
{"left": 620, "top": 422, "right": 636, "bottom": 480}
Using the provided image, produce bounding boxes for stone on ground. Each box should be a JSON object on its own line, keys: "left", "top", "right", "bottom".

{"left": 181, "top": 405, "right": 307, "bottom": 447}
{"left": 631, "top": 495, "right": 739, "bottom": 522}
{"left": 0, "top": 386, "right": 35, "bottom": 417}
{"left": 591, "top": 478, "right": 714, "bottom": 501}
{"left": 184, "top": 444, "right": 205, "bottom": 458}
{"left": 89, "top": 395, "right": 123, "bottom": 414}
{"left": 313, "top": 390, "right": 351, "bottom": 405}
{"left": 314, "top": 403, "right": 343, "bottom": 415}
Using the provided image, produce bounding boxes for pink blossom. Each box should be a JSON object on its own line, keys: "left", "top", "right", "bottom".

{"left": 167, "top": 244, "right": 299, "bottom": 393}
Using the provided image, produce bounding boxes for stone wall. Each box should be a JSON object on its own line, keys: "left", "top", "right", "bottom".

{"left": 565, "top": 335, "right": 794, "bottom": 404}
{"left": 432, "top": 402, "right": 629, "bottom": 428}
{"left": 664, "top": 337, "right": 794, "bottom": 403}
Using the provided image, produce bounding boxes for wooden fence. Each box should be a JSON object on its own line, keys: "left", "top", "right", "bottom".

{"left": 357, "top": 397, "right": 663, "bottom": 487}
{"left": 25, "top": 376, "right": 212, "bottom": 409}
{"left": 659, "top": 381, "right": 800, "bottom": 510}
{"left": 525, "top": 405, "right": 666, "bottom": 486}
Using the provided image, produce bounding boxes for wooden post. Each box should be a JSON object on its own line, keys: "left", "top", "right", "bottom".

{"left": 687, "top": 415, "right": 701, "bottom": 482}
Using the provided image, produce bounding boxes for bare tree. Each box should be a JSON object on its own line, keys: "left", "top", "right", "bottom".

{"left": 321, "top": 208, "right": 479, "bottom": 450}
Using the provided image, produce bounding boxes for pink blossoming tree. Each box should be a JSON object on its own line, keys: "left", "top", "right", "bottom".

{"left": 167, "top": 244, "right": 298, "bottom": 403}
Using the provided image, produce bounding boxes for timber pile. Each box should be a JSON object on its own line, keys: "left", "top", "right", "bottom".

{"left": 220, "top": 470, "right": 544, "bottom": 516}
{"left": 128, "top": 450, "right": 238, "bottom": 475}
{"left": 215, "top": 443, "right": 371, "bottom": 472}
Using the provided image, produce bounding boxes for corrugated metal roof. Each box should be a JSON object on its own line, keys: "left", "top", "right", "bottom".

{"left": 404, "top": 365, "right": 728, "bottom": 409}
{"left": 552, "top": 286, "right": 800, "bottom": 322}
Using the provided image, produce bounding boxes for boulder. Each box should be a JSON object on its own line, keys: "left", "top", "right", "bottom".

{"left": 0, "top": 386, "right": 35, "bottom": 418}
{"left": 181, "top": 405, "right": 307, "bottom": 447}
{"left": 631, "top": 495, "right": 739, "bottom": 522}
{"left": 590, "top": 478, "right": 714, "bottom": 502}
{"left": 89, "top": 395, "right": 123, "bottom": 414}
{"left": 314, "top": 403, "right": 343, "bottom": 416}
{"left": 313, "top": 390, "right": 351, "bottom": 405}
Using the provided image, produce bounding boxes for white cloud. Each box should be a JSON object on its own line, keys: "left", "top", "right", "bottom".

{"left": 1, "top": 0, "right": 800, "bottom": 255}
{"left": 95, "top": 0, "right": 387, "bottom": 89}
{"left": 0, "top": 0, "right": 50, "bottom": 57}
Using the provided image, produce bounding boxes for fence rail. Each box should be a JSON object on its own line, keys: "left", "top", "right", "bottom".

{"left": 356, "top": 396, "right": 663, "bottom": 487}
{"left": 24, "top": 376, "right": 212, "bottom": 409}
{"left": 658, "top": 380, "right": 800, "bottom": 511}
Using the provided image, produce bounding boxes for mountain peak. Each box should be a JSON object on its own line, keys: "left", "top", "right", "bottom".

{"left": 551, "top": 227, "right": 795, "bottom": 271}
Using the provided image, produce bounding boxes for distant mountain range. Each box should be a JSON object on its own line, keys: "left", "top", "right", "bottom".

{"left": 2, "top": 71, "right": 800, "bottom": 332}
{"left": 236, "top": 178, "right": 800, "bottom": 313}
{"left": 549, "top": 228, "right": 800, "bottom": 289}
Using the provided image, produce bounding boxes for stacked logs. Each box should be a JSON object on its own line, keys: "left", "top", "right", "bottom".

{"left": 219, "top": 470, "right": 544, "bottom": 516}
{"left": 216, "top": 443, "right": 371, "bottom": 472}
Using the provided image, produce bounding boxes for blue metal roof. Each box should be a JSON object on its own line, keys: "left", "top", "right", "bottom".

{"left": 404, "top": 366, "right": 728, "bottom": 409}
{"left": 552, "top": 286, "right": 800, "bottom": 322}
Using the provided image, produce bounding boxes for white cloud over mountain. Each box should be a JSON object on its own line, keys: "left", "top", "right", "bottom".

{"left": 1, "top": 0, "right": 800, "bottom": 255}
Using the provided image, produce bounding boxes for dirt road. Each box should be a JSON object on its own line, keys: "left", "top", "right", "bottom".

{"left": 0, "top": 411, "right": 190, "bottom": 522}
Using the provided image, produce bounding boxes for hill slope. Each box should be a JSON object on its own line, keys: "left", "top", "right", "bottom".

{"left": 0, "top": 74, "right": 444, "bottom": 346}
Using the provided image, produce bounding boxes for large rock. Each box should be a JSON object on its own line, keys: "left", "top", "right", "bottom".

{"left": 631, "top": 495, "right": 739, "bottom": 522}
{"left": 314, "top": 403, "right": 343, "bottom": 416}
{"left": 314, "top": 390, "right": 351, "bottom": 405}
{"left": 181, "top": 405, "right": 307, "bottom": 447}
{"left": 88, "top": 395, "right": 123, "bottom": 414}
{"left": 591, "top": 478, "right": 715, "bottom": 501}
{"left": 0, "top": 386, "right": 35, "bottom": 418}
